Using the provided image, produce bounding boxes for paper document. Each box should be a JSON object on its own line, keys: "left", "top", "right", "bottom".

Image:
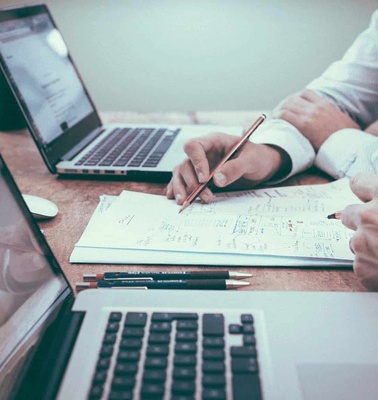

{"left": 71, "top": 179, "right": 359, "bottom": 267}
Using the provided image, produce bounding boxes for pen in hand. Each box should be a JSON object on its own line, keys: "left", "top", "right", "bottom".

{"left": 179, "top": 114, "right": 267, "bottom": 213}
{"left": 76, "top": 279, "right": 250, "bottom": 290}
{"left": 327, "top": 210, "right": 342, "bottom": 220}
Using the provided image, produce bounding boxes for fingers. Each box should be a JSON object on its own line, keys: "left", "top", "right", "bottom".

{"left": 341, "top": 199, "right": 378, "bottom": 231}
{"left": 166, "top": 133, "right": 240, "bottom": 204}
{"left": 166, "top": 160, "right": 213, "bottom": 205}
{"left": 299, "top": 89, "right": 323, "bottom": 103}
{"left": 183, "top": 138, "right": 212, "bottom": 183}
{"left": 340, "top": 204, "right": 363, "bottom": 231}
{"left": 349, "top": 172, "right": 378, "bottom": 202}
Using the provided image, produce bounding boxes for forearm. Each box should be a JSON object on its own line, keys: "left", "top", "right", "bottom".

{"left": 315, "top": 129, "right": 378, "bottom": 178}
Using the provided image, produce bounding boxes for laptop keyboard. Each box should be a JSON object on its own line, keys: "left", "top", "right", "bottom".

{"left": 88, "top": 311, "right": 262, "bottom": 400}
{"left": 75, "top": 127, "right": 180, "bottom": 168}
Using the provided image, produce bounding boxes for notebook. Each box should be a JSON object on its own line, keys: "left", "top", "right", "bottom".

{"left": 1, "top": 158, "right": 378, "bottom": 400}
{"left": 0, "top": 4, "right": 242, "bottom": 181}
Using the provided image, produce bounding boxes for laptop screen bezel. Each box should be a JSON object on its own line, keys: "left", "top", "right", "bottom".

{"left": 0, "top": 152, "right": 75, "bottom": 397}
{"left": 0, "top": 3, "right": 103, "bottom": 173}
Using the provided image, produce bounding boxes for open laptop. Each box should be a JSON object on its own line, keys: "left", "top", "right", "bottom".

{"left": 1, "top": 157, "right": 378, "bottom": 400}
{"left": 0, "top": 4, "right": 242, "bottom": 181}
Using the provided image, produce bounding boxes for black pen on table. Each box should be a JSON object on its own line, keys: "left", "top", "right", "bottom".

{"left": 83, "top": 270, "right": 252, "bottom": 281}
{"left": 179, "top": 114, "right": 267, "bottom": 213}
{"left": 76, "top": 279, "right": 250, "bottom": 290}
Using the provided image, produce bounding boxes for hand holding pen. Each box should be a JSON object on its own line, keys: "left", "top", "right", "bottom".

{"left": 179, "top": 114, "right": 266, "bottom": 212}
{"left": 166, "top": 114, "right": 289, "bottom": 209}
{"left": 326, "top": 172, "right": 378, "bottom": 291}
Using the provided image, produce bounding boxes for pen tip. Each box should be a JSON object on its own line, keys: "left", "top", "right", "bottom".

{"left": 76, "top": 282, "right": 97, "bottom": 290}
{"left": 178, "top": 200, "right": 190, "bottom": 214}
{"left": 229, "top": 271, "right": 253, "bottom": 279}
{"left": 226, "top": 280, "right": 250, "bottom": 289}
{"left": 327, "top": 211, "right": 341, "bottom": 220}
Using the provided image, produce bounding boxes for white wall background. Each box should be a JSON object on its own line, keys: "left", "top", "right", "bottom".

{"left": 0, "top": 0, "right": 377, "bottom": 112}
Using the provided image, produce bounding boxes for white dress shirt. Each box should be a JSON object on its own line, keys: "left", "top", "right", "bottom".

{"left": 251, "top": 9, "right": 378, "bottom": 181}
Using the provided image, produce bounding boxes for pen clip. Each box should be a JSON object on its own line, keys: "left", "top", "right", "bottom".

{"left": 105, "top": 277, "right": 154, "bottom": 281}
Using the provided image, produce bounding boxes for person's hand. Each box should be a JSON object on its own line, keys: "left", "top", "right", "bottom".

{"left": 364, "top": 119, "right": 378, "bottom": 136}
{"left": 341, "top": 172, "right": 378, "bottom": 291}
{"left": 273, "top": 89, "right": 360, "bottom": 151}
{"left": 166, "top": 132, "right": 290, "bottom": 204}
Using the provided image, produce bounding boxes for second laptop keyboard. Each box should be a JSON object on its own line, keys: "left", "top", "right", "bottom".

{"left": 88, "top": 310, "right": 262, "bottom": 400}
{"left": 75, "top": 127, "right": 180, "bottom": 168}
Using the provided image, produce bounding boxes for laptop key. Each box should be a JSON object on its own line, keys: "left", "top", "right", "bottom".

{"left": 176, "top": 320, "right": 198, "bottom": 331}
{"left": 147, "top": 344, "right": 169, "bottom": 356}
{"left": 124, "top": 312, "right": 147, "bottom": 326}
{"left": 203, "top": 361, "right": 225, "bottom": 374}
{"left": 202, "top": 388, "right": 226, "bottom": 400}
{"left": 241, "top": 314, "right": 254, "bottom": 324}
{"left": 96, "top": 357, "right": 111, "bottom": 370}
{"left": 231, "top": 358, "right": 258, "bottom": 373}
{"left": 114, "top": 363, "right": 138, "bottom": 376}
{"left": 243, "top": 335, "right": 256, "bottom": 346}
{"left": 203, "top": 314, "right": 225, "bottom": 336}
{"left": 122, "top": 327, "right": 145, "bottom": 338}
{"left": 232, "top": 373, "right": 262, "bottom": 400}
{"left": 202, "top": 374, "right": 226, "bottom": 387}
{"left": 171, "top": 380, "right": 196, "bottom": 395}
{"left": 141, "top": 382, "right": 165, "bottom": 398}
{"left": 230, "top": 346, "right": 257, "bottom": 358}
{"left": 176, "top": 331, "right": 197, "bottom": 342}
{"left": 202, "top": 349, "right": 225, "bottom": 360}
{"left": 144, "top": 356, "right": 168, "bottom": 369}
{"left": 203, "top": 337, "right": 225, "bottom": 348}
{"left": 143, "top": 369, "right": 167, "bottom": 382}
{"left": 173, "top": 367, "right": 196, "bottom": 380}
{"left": 109, "top": 391, "right": 133, "bottom": 400}
{"left": 88, "top": 384, "right": 103, "bottom": 400}
{"left": 111, "top": 375, "right": 135, "bottom": 389}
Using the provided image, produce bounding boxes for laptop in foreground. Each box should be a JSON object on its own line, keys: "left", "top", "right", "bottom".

{"left": 0, "top": 4, "right": 242, "bottom": 181}
{"left": 1, "top": 154, "right": 378, "bottom": 400}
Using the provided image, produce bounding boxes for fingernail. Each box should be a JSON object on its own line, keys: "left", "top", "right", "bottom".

{"left": 202, "top": 193, "right": 212, "bottom": 203}
{"left": 175, "top": 193, "right": 182, "bottom": 202}
{"left": 197, "top": 172, "right": 204, "bottom": 182}
{"left": 214, "top": 172, "right": 226, "bottom": 186}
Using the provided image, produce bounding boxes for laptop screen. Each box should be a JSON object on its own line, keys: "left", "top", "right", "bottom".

{"left": 0, "top": 155, "right": 69, "bottom": 397}
{"left": 0, "top": 12, "right": 93, "bottom": 145}
{"left": 0, "top": 5, "right": 102, "bottom": 172}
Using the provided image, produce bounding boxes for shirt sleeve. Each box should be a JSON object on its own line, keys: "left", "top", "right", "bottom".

{"left": 251, "top": 10, "right": 378, "bottom": 183}
{"left": 315, "top": 128, "right": 378, "bottom": 178}
{"left": 306, "top": 10, "right": 378, "bottom": 129}
{"left": 250, "top": 118, "right": 315, "bottom": 182}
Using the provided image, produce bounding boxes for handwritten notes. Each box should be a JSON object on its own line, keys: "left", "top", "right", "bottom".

{"left": 71, "top": 179, "right": 359, "bottom": 267}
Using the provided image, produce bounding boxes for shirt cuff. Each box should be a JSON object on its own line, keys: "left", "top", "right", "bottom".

{"left": 251, "top": 119, "right": 316, "bottom": 182}
{"left": 315, "top": 129, "right": 378, "bottom": 178}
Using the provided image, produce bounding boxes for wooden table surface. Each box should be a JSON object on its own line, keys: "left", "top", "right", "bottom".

{"left": 0, "top": 111, "right": 367, "bottom": 293}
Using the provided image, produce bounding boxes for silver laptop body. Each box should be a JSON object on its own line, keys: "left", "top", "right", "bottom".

{"left": 0, "top": 4, "right": 242, "bottom": 181}
{"left": 1, "top": 153, "right": 378, "bottom": 400}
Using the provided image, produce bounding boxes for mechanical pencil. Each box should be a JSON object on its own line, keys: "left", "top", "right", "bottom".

{"left": 83, "top": 271, "right": 252, "bottom": 281}
{"left": 76, "top": 279, "right": 250, "bottom": 290}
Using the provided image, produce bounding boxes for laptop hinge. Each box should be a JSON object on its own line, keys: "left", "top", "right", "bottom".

{"left": 61, "top": 127, "right": 105, "bottom": 161}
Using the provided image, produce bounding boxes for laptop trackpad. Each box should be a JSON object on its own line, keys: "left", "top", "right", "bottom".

{"left": 297, "top": 363, "right": 378, "bottom": 400}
